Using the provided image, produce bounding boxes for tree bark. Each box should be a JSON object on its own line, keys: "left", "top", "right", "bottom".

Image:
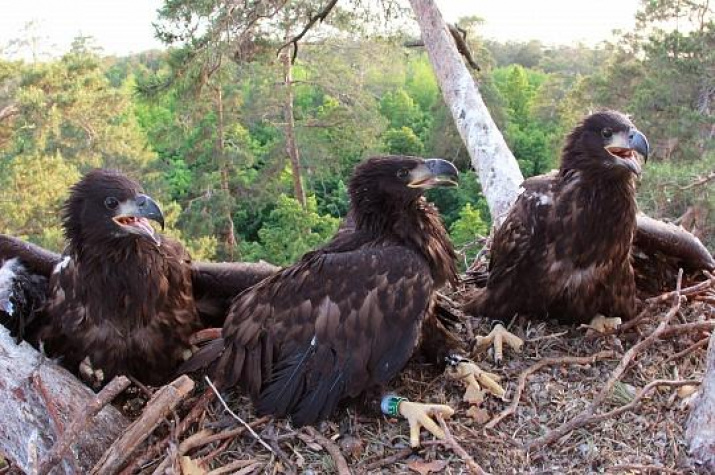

{"left": 216, "top": 85, "right": 237, "bottom": 259}
{"left": 686, "top": 329, "right": 715, "bottom": 472}
{"left": 281, "top": 41, "right": 307, "bottom": 209}
{"left": 0, "top": 329, "right": 128, "bottom": 474}
{"left": 408, "top": 0, "right": 524, "bottom": 224}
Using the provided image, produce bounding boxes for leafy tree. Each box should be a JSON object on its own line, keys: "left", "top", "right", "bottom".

{"left": 382, "top": 126, "right": 424, "bottom": 155}
{"left": 449, "top": 203, "right": 488, "bottom": 270}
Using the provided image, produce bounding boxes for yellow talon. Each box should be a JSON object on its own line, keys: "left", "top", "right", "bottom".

{"left": 398, "top": 400, "right": 455, "bottom": 448}
{"left": 474, "top": 323, "right": 524, "bottom": 363}
{"left": 584, "top": 314, "right": 622, "bottom": 333}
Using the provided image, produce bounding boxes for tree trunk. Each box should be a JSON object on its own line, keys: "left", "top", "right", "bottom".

{"left": 0, "top": 329, "right": 128, "bottom": 474}
{"left": 216, "top": 85, "right": 237, "bottom": 259}
{"left": 408, "top": 0, "right": 523, "bottom": 224}
{"left": 281, "top": 42, "right": 307, "bottom": 209}
{"left": 686, "top": 329, "right": 715, "bottom": 472}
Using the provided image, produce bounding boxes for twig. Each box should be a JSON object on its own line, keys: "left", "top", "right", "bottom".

{"left": 358, "top": 448, "right": 413, "bottom": 473}
{"left": 663, "top": 337, "right": 710, "bottom": 365}
{"left": 610, "top": 463, "right": 682, "bottom": 473}
{"left": 660, "top": 321, "right": 715, "bottom": 339}
{"left": 485, "top": 351, "right": 615, "bottom": 429}
{"left": 277, "top": 0, "right": 339, "bottom": 63}
{"left": 205, "top": 376, "right": 274, "bottom": 454}
{"left": 433, "top": 415, "right": 489, "bottom": 474}
{"left": 183, "top": 416, "right": 271, "bottom": 454}
{"left": 123, "top": 388, "right": 216, "bottom": 474}
{"left": 526, "top": 270, "right": 684, "bottom": 450}
{"left": 37, "top": 376, "right": 131, "bottom": 475}
{"left": 207, "top": 460, "right": 262, "bottom": 475}
{"left": 304, "top": 426, "right": 350, "bottom": 475}
{"left": 90, "top": 375, "right": 195, "bottom": 474}
{"left": 586, "top": 379, "right": 699, "bottom": 425}
{"left": 679, "top": 171, "right": 715, "bottom": 190}
{"left": 645, "top": 277, "right": 713, "bottom": 304}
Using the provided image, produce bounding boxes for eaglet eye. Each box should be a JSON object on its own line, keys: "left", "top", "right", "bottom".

{"left": 397, "top": 168, "right": 409, "bottom": 179}
{"left": 104, "top": 197, "right": 119, "bottom": 210}
{"left": 601, "top": 127, "right": 613, "bottom": 139}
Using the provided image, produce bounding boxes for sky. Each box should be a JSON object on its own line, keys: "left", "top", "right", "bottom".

{"left": 0, "top": 0, "right": 640, "bottom": 58}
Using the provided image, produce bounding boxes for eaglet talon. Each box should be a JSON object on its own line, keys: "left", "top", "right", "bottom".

{"left": 79, "top": 356, "right": 105, "bottom": 389}
{"left": 398, "top": 400, "right": 455, "bottom": 448}
{"left": 474, "top": 323, "right": 523, "bottom": 363}
{"left": 449, "top": 359, "right": 505, "bottom": 403}
{"left": 584, "top": 314, "right": 622, "bottom": 333}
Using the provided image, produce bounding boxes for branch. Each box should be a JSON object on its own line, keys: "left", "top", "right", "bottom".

{"left": 37, "top": 376, "right": 131, "bottom": 475}
{"left": 0, "top": 104, "right": 19, "bottom": 123}
{"left": 526, "top": 270, "right": 684, "bottom": 450}
{"left": 304, "top": 426, "right": 351, "bottom": 475}
{"left": 90, "top": 375, "right": 195, "bottom": 474}
{"left": 485, "top": 351, "right": 616, "bottom": 429}
{"left": 277, "top": 0, "right": 339, "bottom": 63}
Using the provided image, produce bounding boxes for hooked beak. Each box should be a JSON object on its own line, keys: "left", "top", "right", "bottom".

{"left": 112, "top": 194, "right": 164, "bottom": 245}
{"left": 605, "top": 128, "right": 650, "bottom": 176}
{"left": 407, "top": 158, "right": 459, "bottom": 189}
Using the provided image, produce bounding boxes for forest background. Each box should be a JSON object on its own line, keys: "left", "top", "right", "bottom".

{"left": 0, "top": 0, "right": 712, "bottom": 270}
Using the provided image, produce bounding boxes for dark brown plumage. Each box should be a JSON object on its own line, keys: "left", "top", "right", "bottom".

{"left": 464, "top": 111, "right": 650, "bottom": 325}
{"left": 0, "top": 169, "right": 278, "bottom": 386}
{"left": 184, "top": 156, "right": 459, "bottom": 426}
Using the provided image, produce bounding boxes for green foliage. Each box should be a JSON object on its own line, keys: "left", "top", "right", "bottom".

{"left": 382, "top": 126, "right": 424, "bottom": 155}
{"left": 449, "top": 203, "right": 489, "bottom": 270}
{"left": 241, "top": 195, "right": 339, "bottom": 266}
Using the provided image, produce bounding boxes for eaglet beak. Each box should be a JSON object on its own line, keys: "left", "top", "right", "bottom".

{"left": 407, "top": 158, "right": 459, "bottom": 189}
{"left": 112, "top": 194, "right": 165, "bottom": 245}
{"left": 605, "top": 128, "right": 650, "bottom": 176}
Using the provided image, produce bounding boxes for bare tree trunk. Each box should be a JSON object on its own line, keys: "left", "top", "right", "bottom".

{"left": 686, "top": 329, "right": 715, "bottom": 472}
{"left": 216, "top": 85, "right": 236, "bottom": 259}
{"left": 0, "top": 330, "right": 128, "bottom": 474}
{"left": 281, "top": 42, "right": 307, "bottom": 209}
{"left": 408, "top": 0, "right": 523, "bottom": 224}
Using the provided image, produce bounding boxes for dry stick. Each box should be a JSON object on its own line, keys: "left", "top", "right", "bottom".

{"left": 304, "top": 426, "right": 351, "bottom": 475}
{"left": 645, "top": 277, "right": 713, "bottom": 304}
{"left": 125, "top": 387, "right": 216, "bottom": 474}
{"left": 358, "top": 448, "right": 413, "bottom": 473}
{"left": 663, "top": 337, "right": 711, "bottom": 365}
{"left": 207, "top": 460, "right": 262, "bottom": 475}
{"left": 485, "top": 351, "right": 615, "bottom": 430}
{"left": 90, "top": 375, "right": 195, "bottom": 474}
{"left": 433, "top": 415, "right": 489, "bottom": 475}
{"left": 205, "top": 376, "right": 275, "bottom": 454}
{"left": 37, "top": 376, "right": 131, "bottom": 475}
{"left": 187, "top": 415, "right": 271, "bottom": 454}
{"left": 150, "top": 429, "right": 213, "bottom": 475}
{"left": 660, "top": 321, "right": 715, "bottom": 339}
{"left": 526, "top": 269, "right": 685, "bottom": 451}
{"left": 586, "top": 379, "right": 699, "bottom": 426}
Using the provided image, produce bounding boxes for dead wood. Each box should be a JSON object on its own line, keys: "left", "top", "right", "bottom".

{"left": 426, "top": 415, "right": 489, "bottom": 474}
{"left": 686, "top": 328, "right": 715, "bottom": 471}
{"left": 304, "top": 426, "right": 351, "bottom": 475}
{"left": 90, "top": 375, "right": 195, "bottom": 475}
{"left": 0, "top": 329, "right": 129, "bottom": 474}
{"left": 37, "top": 376, "right": 131, "bottom": 475}
{"left": 526, "top": 270, "right": 684, "bottom": 451}
{"left": 635, "top": 215, "right": 714, "bottom": 271}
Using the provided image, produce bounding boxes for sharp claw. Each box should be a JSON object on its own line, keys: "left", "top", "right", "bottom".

{"left": 474, "top": 324, "right": 524, "bottom": 363}
{"left": 398, "top": 400, "right": 455, "bottom": 448}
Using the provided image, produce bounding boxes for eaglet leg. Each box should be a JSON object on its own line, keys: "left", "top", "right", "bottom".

{"left": 585, "top": 314, "right": 622, "bottom": 333}
{"left": 473, "top": 323, "right": 524, "bottom": 364}
{"left": 79, "top": 356, "right": 105, "bottom": 389}
{"left": 446, "top": 355, "right": 505, "bottom": 404}
{"left": 395, "top": 399, "right": 455, "bottom": 448}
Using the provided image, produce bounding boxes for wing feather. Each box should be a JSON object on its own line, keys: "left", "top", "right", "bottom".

{"left": 217, "top": 245, "right": 433, "bottom": 426}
